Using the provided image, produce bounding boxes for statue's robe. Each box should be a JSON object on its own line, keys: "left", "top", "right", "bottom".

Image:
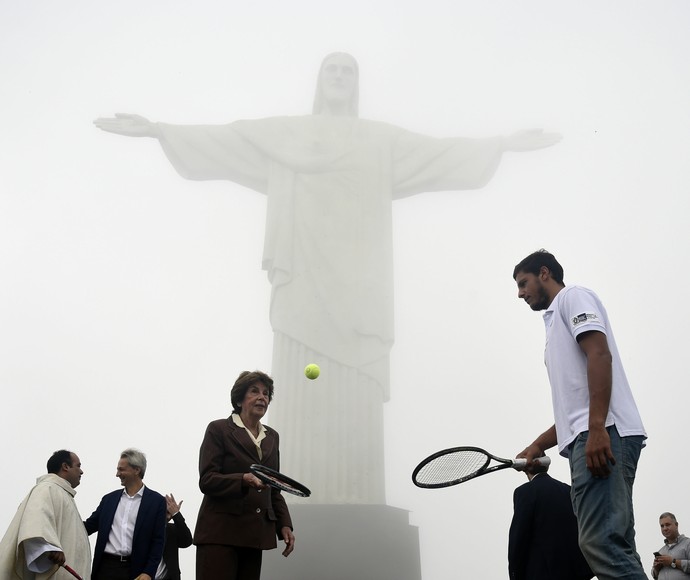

{"left": 157, "top": 115, "right": 503, "bottom": 503}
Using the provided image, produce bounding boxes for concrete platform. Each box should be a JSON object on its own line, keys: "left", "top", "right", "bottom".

{"left": 262, "top": 504, "right": 421, "bottom": 580}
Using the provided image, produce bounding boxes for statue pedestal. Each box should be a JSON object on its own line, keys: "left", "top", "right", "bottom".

{"left": 262, "top": 504, "right": 421, "bottom": 580}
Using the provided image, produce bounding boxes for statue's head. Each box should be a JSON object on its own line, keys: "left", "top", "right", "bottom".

{"left": 313, "top": 52, "right": 359, "bottom": 117}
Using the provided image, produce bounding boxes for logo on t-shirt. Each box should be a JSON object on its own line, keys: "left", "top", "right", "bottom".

{"left": 572, "top": 312, "right": 599, "bottom": 326}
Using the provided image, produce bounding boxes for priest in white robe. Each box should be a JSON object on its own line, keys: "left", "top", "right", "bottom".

{"left": 0, "top": 450, "right": 91, "bottom": 579}
{"left": 94, "top": 52, "right": 560, "bottom": 504}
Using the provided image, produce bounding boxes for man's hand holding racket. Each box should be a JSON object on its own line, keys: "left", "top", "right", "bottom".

{"left": 516, "top": 443, "right": 548, "bottom": 466}
{"left": 517, "top": 424, "right": 558, "bottom": 468}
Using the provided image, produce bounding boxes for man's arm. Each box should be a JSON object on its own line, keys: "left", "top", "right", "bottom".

{"left": 83, "top": 504, "right": 100, "bottom": 535}
{"left": 677, "top": 535, "right": 690, "bottom": 573}
{"left": 133, "top": 493, "right": 167, "bottom": 580}
{"left": 83, "top": 492, "right": 115, "bottom": 536}
{"left": 165, "top": 495, "right": 193, "bottom": 548}
{"left": 170, "top": 513, "right": 193, "bottom": 549}
{"left": 517, "top": 425, "right": 558, "bottom": 464}
{"left": 577, "top": 330, "right": 615, "bottom": 477}
{"left": 22, "top": 538, "right": 64, "bottom": 572}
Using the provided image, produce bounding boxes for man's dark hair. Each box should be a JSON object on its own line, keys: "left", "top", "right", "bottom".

{"left": 230, "top": 370, "right": 275, "bottom": 414}
{"left": 47, "top": 449, "right": 74, "bottom": 474}
{"left": 513, "top": 249, "right": 565, "bottom": 285}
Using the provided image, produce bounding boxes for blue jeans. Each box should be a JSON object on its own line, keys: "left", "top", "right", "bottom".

{"left": 569, "top": 425, "right": 647, "bottom": 580}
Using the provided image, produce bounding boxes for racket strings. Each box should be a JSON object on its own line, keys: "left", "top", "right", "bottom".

{"left": 415, "top": 450, "right": 489, "bottom": 485}
{"left": 260, "top": 472, "right": 303, "bottom": 496}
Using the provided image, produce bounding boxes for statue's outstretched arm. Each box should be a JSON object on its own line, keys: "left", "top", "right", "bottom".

{"left": 93, "top": 113, "right": 159, "bottom": 138}
{"left": 503, "top": 129, "right": 562, "bottom": 152}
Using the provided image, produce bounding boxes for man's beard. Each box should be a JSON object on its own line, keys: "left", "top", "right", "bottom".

{"left": 530, "top": 285, "right": 551, "bottom": 311}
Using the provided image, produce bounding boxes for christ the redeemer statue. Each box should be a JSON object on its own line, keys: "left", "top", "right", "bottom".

{"left": 95, "top": 52, "right": 560, "bottom": 505}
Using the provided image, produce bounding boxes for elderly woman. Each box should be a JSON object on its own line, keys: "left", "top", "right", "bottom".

{"left": 194, "top": 370, "right": 294, "bottom": 580}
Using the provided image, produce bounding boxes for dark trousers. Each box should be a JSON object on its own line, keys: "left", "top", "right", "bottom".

{"left": 196, "top": 544, "right": 263, "bottom": 580}
{"left": 94, "top": 555, "right": 131, "bottom": 580}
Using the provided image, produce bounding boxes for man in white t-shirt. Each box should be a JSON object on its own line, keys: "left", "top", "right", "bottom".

{"left": 512, "top": 249, "right": 647, "bottom": 580}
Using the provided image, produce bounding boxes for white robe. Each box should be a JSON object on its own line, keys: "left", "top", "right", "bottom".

{"left": 0, "top": 474, "right": 91, "bottom": 580}
{"left": 156, "top": 115, "right": 504, "bottom": 503}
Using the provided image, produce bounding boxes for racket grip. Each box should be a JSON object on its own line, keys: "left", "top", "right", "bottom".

{"left": 513, "top": 456, "right": 551, "bottom": 470}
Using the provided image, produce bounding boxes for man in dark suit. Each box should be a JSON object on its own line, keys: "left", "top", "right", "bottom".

{"left": 85, "top": 448, "right": 167, "bottom": 580}
{"left": 508, "top": 461, "right": 592, "bottom": 580}
{"left": 155, "top": 494, "right": 192, "bottom": 580}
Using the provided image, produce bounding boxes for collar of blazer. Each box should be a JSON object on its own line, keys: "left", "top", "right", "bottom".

{"left": 227, "top": 416, "right": 278, "bottom": 463}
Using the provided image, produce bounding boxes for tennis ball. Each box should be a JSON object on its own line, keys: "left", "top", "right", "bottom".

{"left": 304, "top": 364, "right": 320, "bottom": 380}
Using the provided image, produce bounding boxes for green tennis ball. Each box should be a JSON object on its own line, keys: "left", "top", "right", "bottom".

{"left": 304, "top": 364, "right": 320, "bottom": 380}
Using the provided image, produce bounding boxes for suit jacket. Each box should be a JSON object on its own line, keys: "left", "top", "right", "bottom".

{"left": 193, "top": 416, "right": 293, "bottom": 550}
{"left": 85, "top": 486, "right": 167, "bottom": 579}
{"left": 508, "top": 473, "right": 593, "bottom": 580}
{"left": 160, "top": 513, "right": 193, "bottom": 580}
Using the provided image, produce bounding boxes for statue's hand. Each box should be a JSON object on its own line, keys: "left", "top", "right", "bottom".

{"left": 504, "top": 129, "right": 562, "bottom": 152}
{"left": 93, "top": 113, "right": 157, "bottom": 137}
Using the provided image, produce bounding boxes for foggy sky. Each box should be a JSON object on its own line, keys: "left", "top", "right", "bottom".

{"left": 1, "top": 2, "right": 689, "bottom": 579}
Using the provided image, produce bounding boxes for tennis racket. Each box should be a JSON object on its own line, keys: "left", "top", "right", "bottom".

{"left": 249, "top": 464, "right": 311, "bottom": 498}
{"left": 63, "top": 564, "right": 83, "bottom": 580}
{"left": 412, "top": 446, "right": 551, "bottom": 489}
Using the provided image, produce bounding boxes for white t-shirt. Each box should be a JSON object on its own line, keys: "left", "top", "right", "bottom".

{"left": 543, "top": 285, "right": 646, "bottom": 456}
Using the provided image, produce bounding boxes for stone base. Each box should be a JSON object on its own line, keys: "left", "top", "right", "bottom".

{"left": 261, "top": 504, "right": 421, "bottom": 580}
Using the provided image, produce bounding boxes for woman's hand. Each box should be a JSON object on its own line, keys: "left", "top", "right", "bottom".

{"left": 281, "top": 526, "right": 295, "bottom": 557}
{"left": 242, "top": 472, "right": 267, "bottom": 490}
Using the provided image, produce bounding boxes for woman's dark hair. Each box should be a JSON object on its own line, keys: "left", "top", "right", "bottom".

{"left": 230, "top": 370, "right": 275, "bottom": 414}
